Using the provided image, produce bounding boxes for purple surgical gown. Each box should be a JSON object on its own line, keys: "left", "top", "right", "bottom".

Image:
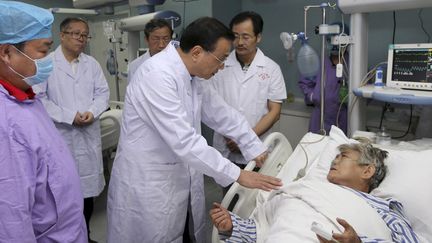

{"left": 0, "top": 86, "right": 87, "bottom": 243}
{"left": 298, "top": 57, "right": 347, "bottom": 134}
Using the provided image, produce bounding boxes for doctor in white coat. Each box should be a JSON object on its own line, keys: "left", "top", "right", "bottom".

{"left": 208, "top": 11, "right": 287, "bottom": 168}
{"left": 107, "top": 17, "right": 282, "bottom": 243}
{"left": 35, "top": 17, "right": 109, "bottom": 243}
{"left": 127, "top": 18, "right": 173, "bottom": 84}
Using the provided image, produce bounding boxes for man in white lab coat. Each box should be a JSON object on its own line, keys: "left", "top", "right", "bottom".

{"left": 208, "top": 12, "right": 287, "bottom": 170}
{"left": 35, "top": 17, "right": 110, "bottom": 243}
{"left": 127, "top": 18, "right": 173, "bottom": 84}
{"left": 107, "top": 17, "right": 282, "bottom": 243}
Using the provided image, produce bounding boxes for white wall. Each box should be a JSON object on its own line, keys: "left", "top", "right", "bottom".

{"left": 157, "top": 0, "right": 212, "bottom": 31}
{"left": 212, "top": 0, "right": 242, "bottom": 26}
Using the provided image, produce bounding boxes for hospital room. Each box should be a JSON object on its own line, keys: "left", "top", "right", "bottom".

{"left": 1, "top": 0, "right": 431, "bottom": 242}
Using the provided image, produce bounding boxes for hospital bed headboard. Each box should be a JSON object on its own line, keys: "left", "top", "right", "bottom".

{"left": 109, "top": 100, "right": 124, "bottom": 110}
{"left": 100, "top": 109, "right": 122, "bottom": 152}
{"left": 212, "top": 132, "right": 293, "bottom": 242}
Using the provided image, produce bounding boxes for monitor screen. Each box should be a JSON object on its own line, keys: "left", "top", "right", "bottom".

{"left": 386, "top": 43, "right": 432, "bottom": 91}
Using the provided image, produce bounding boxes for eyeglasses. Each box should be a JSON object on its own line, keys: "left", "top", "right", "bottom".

{"left": 149, "top": 36, "right": 171, "bottom": 43}
{"left": 207, "top": 51, "right": 226, "bottom": 66}
{"left": 234, "top": 33, "right": 255, "bottom": 42}
{"left": 63, "top": 31, "right": 91, "bottom": 40}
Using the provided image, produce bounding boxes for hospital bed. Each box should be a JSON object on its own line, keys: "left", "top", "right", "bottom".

{"left": 100, "top": 101, "right": 123, "bottom": 152}
{"left": 100, "top": 109, "right": 122, "bottom": 152}
{"left": 212, "top": 127, "right": 432, "bottom": 242}
{"left": 100, "top": 101, "right": 123, "bottom": 173}
{"left": 217, "top": 132, "right": 294, "bottom": 220}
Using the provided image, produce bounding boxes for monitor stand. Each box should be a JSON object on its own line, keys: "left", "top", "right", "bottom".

{"left": 353, "top": 85, "right": 432, "bottom": 105}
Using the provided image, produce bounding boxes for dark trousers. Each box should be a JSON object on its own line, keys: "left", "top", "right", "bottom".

{"left": 83, "top": 197, "right": 94, "bottom": 239}
{"left": 183, "top": 202, "right": 196, "bottom": 243}
{"left": 183, "top": 212, "right": 191, "bottom": 243}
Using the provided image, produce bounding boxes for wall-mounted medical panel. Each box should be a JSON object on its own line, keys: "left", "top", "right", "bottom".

{"left": 338, "top": 0, "right": 432, "bottom": 14}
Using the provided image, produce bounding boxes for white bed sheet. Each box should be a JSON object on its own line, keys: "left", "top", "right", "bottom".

{"left": 213, "top": 127, "right": 431, "bottom": 242}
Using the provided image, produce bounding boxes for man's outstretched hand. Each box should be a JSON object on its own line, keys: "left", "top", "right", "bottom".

{"left": 237, "top": 170, "right": 282, "bottom": 191}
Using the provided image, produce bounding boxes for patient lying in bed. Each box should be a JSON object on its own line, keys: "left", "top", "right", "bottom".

{"left": 210, "top": 142, "right": 419, "bottom": 243}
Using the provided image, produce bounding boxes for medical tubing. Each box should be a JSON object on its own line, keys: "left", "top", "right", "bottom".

{"left": 392, "top": 105, "right": 413, "bottom": 139}
{"left": 359, "top": 62, "right": 387, "bottom": 87}
{"left": 343, "top": 47, "right": 350, "bottom": 80}
{"left": 294, "top": 133, "right": 327, "bottom": 181}
{"left": 347, "top": 67, "right": 377, "bottom": 134}
{"left": 392, "top": 11, "right": 396, "bottom": 44}
{"left": 336, "top": 93, "right": 349, "bottom": 128}
{"left": 336, "top": 46, "right": 350, "bottom": 128}
{"left": 418, "top": 9, "right": 431, "bottom": 42}
{"left": 347, "top": 64, "right": 379, "bottom": 135}
{"left": 378, "top": 103, "right": 390, "bottom": 130}
{"left": 341, "top": 46, "right": 349, "bottom": 76}
{"left": 295, "top": 143, "right": 310, "bottom": 181}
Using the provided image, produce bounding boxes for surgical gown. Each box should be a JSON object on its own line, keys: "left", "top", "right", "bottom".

{"left": 0, "top": 86, "right": 87, "bottom": 242}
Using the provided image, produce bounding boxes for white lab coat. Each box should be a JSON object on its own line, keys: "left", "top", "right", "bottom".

{"left": 208, "top": 48, "right": 287, "bottom": 164}
{"left": 107, "top": 44, "right": 266, "bottom": 243}
{"left": 127, "top": 51, "right": 150, "bottom": 84}
{"left": 35, "top": 46, "right": 110, "bottom": 198}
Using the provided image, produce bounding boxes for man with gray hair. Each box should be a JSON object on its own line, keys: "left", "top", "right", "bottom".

{"left": 211, "top": 141, "right": 420, "bottom": 243}
{"left": 127, "top": 18, "right": 173, "bottom": 83}
{"left": 329, "top": 142, "right": 388, "bottom": 193}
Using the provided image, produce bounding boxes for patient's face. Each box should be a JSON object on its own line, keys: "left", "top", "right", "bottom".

{"left": 327, "top": 149, "right": 366, "bottom": 189}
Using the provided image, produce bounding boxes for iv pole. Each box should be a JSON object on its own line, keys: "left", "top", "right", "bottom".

{"left": 280, "top": 3, "right": 338, "bottom": 135}
{"left": 304, "top": 3, "right": 329, "bottom": 135}
{"left": 320, "top": 5, "right": 327, "bottom": 135}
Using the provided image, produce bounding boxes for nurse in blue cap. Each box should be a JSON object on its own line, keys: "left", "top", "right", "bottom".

{"left": 0, "top": 1, "right": 87, "bottom": 242}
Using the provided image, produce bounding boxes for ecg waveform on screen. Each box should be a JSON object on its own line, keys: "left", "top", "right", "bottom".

{"left": 391, "top": 49, "right": 432, "bottom": 83}
{"left": 393, "top": 66, "right": 428, "bottom": 75}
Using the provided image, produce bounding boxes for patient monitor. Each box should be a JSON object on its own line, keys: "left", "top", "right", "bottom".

{"left": 386, "top": 43, "right": 432, "bottom": 91}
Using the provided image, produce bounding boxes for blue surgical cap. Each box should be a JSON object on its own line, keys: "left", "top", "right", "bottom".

{"left": 0, "top": 1, "right": 54, "bottom": 44}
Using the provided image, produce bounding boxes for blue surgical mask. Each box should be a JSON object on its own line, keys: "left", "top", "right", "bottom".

{"left": 8, "top": 46, "right": 53, "bottom": 86}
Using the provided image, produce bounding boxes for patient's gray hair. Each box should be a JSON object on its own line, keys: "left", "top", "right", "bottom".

{"left": 338, "top": 141, "right": 388, "bottom": 192}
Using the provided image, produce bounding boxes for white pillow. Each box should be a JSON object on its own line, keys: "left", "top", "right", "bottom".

{"left": 302, "top": 126, "right": 431, "bottom": 241}
{"left": 303, "top": 126, "right": 356, "bottom": 181}
{"left": 371, "top": 147, "right": 432, "bottom": 242}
